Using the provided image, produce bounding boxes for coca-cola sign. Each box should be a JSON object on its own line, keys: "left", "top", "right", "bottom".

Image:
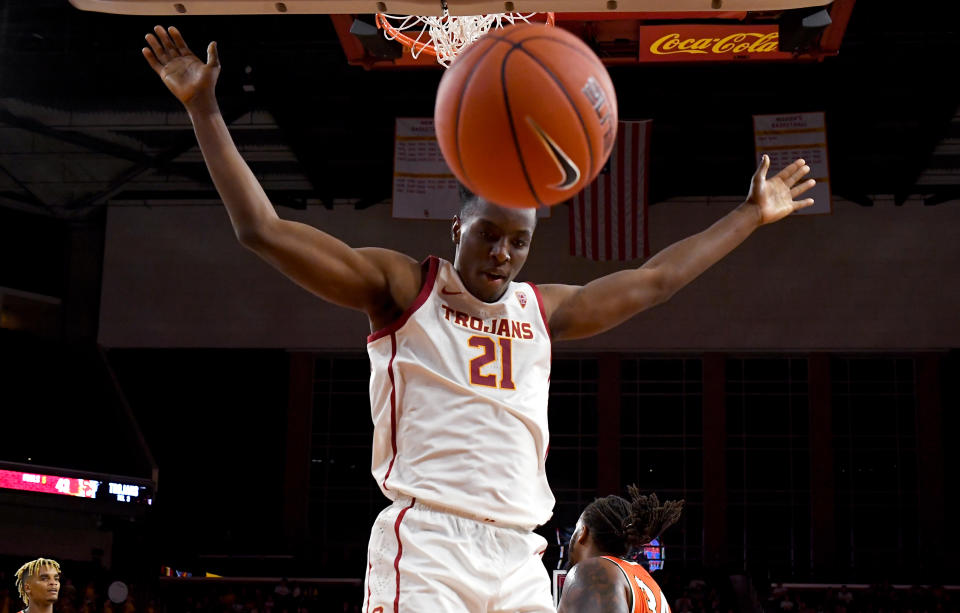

{"left": 640, "top": 25, "right": 795, "bottom": 62}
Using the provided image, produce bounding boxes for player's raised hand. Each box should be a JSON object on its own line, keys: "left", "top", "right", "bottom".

{"left": 745, "top": 155, "right": 816, "bottom": 225}
{"left": 142, "top": 26, "right": 219, "bottom": 108}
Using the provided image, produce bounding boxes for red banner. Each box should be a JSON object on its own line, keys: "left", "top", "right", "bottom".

{"left": 639, "top": 24, "right": 793, "bottom": 62}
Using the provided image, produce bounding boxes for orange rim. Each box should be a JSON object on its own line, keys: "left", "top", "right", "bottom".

{"left": 375, "top": 12, "right": 556, "bottom": 59}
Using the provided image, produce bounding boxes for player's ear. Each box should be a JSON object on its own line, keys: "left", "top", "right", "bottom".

{"left": 451, "top": 216, "right": 462, "bottom": 244}
{"left": 577, "top": 524, "right": 590, "bottom": 545}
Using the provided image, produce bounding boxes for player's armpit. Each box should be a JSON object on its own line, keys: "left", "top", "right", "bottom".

{"left": 240, "top": 217, "right": 420, "bottom": 317}
{"left": 539, "top": 267, "right": 670, "bottom": 342}
{"left": 355, "top": 247, "right": 426, "bottom": 327}
{"left": 558, "top": 558, "right": 632, "bottom": 613}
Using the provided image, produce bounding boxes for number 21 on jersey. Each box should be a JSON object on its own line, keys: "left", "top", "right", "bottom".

{"left": 468, "top": 336, "right": 515, "bottom": 390}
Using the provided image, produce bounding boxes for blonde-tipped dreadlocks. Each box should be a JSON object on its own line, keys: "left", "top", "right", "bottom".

{"left": 581, "top": 485, "right": 684, "bottom": 556}
{"left": 14, "top": 558, "right": 61, "bottom": 606}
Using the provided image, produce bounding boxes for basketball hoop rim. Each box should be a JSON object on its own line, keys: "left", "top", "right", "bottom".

{"left": 375, "top": 12, "right": 556, "bottom": 59}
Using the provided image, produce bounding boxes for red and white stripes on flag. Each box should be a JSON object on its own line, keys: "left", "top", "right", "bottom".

{"left": 569, "top": 120, "right": 651, "bottom": 261}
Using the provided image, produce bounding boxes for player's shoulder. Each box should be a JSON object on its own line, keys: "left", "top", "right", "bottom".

{"left": 355, "top": 247, "right": 420, "bottom": 270}
{"left": 355, "top": 248, "right": 431, "bottom": 320}
{"left": 570, "top": 555, "right": 630, "bottom": 589}
{"left": 355, "top": 248, "right": 423, "bottom": 287}
{"left": 526, "top": 282, "right": 579, "bottom": 316}
{"left": 615, "top": 557, "right": 659, "bottom": 585}
{"left": 532, "top": 282, "right": 580, "bottom": 297}
{"left": 559, "top": 557, "right": 631, "bottom": 613}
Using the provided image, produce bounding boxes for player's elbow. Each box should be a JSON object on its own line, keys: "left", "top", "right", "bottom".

{"left": 235, "top": 221, "right": 274, "bottom": 251}
{"left": 636, "top": 267, "right": 676, "bottom": 308}
{"left": 235, "top": 226, "right": 263, "bottom": 249}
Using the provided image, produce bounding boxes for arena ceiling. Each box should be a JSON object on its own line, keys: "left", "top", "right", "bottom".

{"left": 0, "top": 0, "right": 958, "bottom": 219}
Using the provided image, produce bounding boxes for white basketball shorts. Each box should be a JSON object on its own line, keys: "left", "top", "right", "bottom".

{"left": 362, "top": 497, "right": 555, "bottom": 613}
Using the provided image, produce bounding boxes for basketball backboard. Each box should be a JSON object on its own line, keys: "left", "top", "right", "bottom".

{"left": 66, "top": 0, "right": 853, "bottom": 69}
{"left": 68, "top": 0, "right": 835, "bottom": 16}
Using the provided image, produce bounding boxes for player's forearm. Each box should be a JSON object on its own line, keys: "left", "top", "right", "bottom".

{"left": 642, "top": 201, "right": 761, "bottom": 298}
{"left": 186, "top": 95, "right": 279, "bottom": 242}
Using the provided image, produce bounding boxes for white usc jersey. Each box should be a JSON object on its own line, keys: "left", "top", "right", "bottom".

{"left": 366, "top": 256, "right": 554, "bottom": 529}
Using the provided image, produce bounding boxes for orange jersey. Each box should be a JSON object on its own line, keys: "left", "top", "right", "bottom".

{"left": 601, "top": 556, "right": 671, "bottom": 613}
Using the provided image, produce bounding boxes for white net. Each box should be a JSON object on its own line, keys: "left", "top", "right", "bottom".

{"left": 378, "top": 10, "right": 551, "bottom": 67}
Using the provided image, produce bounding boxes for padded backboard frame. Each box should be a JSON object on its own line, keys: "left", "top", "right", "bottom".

{"left": 68, "top": 0, "right": 834, "bottom": 16}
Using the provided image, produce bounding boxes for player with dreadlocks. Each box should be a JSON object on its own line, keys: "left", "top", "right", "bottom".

{"left": 559, "top": 486, "right": 684, "bottom": 613}
{"left": 13, "top": 558, "right": 61, "bottom": 613}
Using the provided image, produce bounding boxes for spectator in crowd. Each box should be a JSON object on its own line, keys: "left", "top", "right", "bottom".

{"left": 837, "top": 585, "right": 854, "bottom": 607}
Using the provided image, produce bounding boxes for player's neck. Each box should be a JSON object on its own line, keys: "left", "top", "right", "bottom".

{"left": 585, "top": 545, "right": 611, "bottom": 560}
{"left": 25, "top": 602, "right": 55, "bottom": 613}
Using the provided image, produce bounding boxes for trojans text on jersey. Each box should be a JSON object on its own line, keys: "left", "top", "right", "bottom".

{"left": 440, "top": 303, "right": 535, "bottom": 340}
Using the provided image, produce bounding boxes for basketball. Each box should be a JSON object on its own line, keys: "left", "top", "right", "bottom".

{"left": 434, "top": 23, "right": 618, "bottom": 209}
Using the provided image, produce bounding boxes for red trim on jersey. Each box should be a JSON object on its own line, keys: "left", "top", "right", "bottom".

{"left": 528, "top": 280, "right": 552, "bottom": 448}
{"left": 527, "top": 282, "right": 552, "bottom": 340}
{"left": 365, "top": 561, "right": 373, "bottom": 613}
{"left": 382, "top": 333, "right": 399, "bottom": 491}
{"left": 393, "top": 498, "right": 416, "bottom": 613}
{"left": 367, "top": 256, "right": 440, "bottom": 343}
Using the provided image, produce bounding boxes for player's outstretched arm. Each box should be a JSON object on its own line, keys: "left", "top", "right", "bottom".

{"left": 541, "top": 156, "right": 815, "bottom": 341}
{"left": 558, "top": 557, "right": 632, "bottom": 613}
{"left": 142, "top": 26, "right": 416, "bottom": 319}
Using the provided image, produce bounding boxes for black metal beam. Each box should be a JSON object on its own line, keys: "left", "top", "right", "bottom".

{"left": 63, "top": 99, "right": 252, "bottom": 211}
{"left": 0, "top": 160, "right": 54, "bottom": 214}
{"left": 0, "top": 107, "right": 150, "bottom": 165}
{"left": 0, "top": 106, "right": 213, "bottom": 189}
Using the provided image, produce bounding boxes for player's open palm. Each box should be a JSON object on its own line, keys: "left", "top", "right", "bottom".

{"left": 142, "top": 26, "right": 219, "bottom": 107}
{"left": 746, "top": 155, "right": 816, "bottom": 225}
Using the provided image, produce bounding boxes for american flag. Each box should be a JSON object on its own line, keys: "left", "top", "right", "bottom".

{"left": 569, "top": 120, "right": 651, "bottom": 261}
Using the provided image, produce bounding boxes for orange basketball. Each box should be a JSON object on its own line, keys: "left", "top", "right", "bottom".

{"left": 434, "top": 23, "right": 618, "bottom": 209}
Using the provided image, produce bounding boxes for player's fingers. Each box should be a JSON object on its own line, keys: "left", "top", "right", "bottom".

{"left": 145, "top": 32, "right": 168, "bottom": 63}
{"left": 794, "top": 197, "right": 815, "bottom": 210}
{"left": 790, "top": 178, "right": 816, "bottom": 198}
{"left": 142, "top": 47, "right": 164, "bottom": 74}
{"left": 168, "top": 26, "right": 194, "bottom": 57}
{"left": 785, "top": 163, "right": 810, "bottom": 187}
{"left": 754, "top": 154, "right": 770, "bottom": 185}
{"left": 206, "top": 41, "right": 220, "bottom": 67}
{"left": 775, "top": 158, "right": 805, "bottom": 183}
{"left": 154, "top": 25, "right": 180, "bottom": 56}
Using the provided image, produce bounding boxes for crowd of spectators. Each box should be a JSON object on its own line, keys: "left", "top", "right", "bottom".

{"left": 156, "top": 579, "right": 362, "bottom": 613}
{"left": 2, "top": 559, "right": 736, "bottom": 613}
{"left": 0, "top": 564, "right": 361, "bottom": 613}
{"left": 5, "top": 555, "right": 959, "bottom": 613}
{"left": 0, "top": 574, "right": 155, "bottom": 613}
{"left": 764, "top": 582, "right": 960, "bottom": 613}
{"left": 657, "top": 571, "right": 739, "bottom": 613}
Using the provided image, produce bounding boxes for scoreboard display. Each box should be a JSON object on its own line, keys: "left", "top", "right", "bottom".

{"left": 0, "top": 462, "right": 153, "bottom": 507}
{"left": 626, "top": 537, "right": 665, "bottom": 571}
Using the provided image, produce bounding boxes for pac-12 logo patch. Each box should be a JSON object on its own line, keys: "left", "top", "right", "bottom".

{"left": 516, "top": 291, "right": 528, "bottom": 308}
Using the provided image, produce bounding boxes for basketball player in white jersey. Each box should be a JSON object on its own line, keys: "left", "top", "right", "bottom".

{"left": 142, "top": 26, "right": 815, "bottom": 612}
